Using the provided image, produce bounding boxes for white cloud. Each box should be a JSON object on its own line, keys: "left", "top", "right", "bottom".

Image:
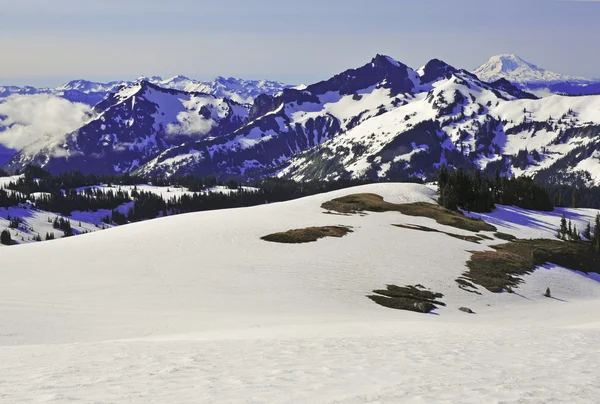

{"left": 166, "top": 112, "right": 215, "bottom": 137}
{"left": 0, "top": 94, "right": 90, "bottom": 151}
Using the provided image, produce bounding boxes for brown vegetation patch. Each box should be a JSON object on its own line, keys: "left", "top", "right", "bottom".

{"left": 393, "top": 224, "right": 483, "bottom": 244}
{"left": 461, "top": 239, "right": 600, "bottom": 293}
{"left": 494, "top": 232, "right": 517, "bottom": 241}
{"left": 261, "top": 226, "right": 352, "bottom": 244}
{"left": 321, "top": 194, "right": 496, "bottom": 232}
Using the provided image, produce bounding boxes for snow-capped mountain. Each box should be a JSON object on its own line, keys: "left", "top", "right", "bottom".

{"left": 4, "top": 81, "right": 249, "bottom": 174}
{"left": 133, "top": 55, "right": 600, "bottom": 185}
{"left": 54, "top": 79, "right": 127, "bottom": 94}
{"left": 4, "top": 54, "right": 600, "bottom": 185}
{"left": 474, "top": 54, "right": 600, "bottom": 96}
{"left": 0, "top": 75, "right": 290, "bottom": 172}
{"left": 1, "top": 81, "right": 124, "bottom": 106}
{"left": 0, "top": 76, "right": 293, "bottom": 106}
{"left": 157, "top": 76, "right": 294, "bottom": 104}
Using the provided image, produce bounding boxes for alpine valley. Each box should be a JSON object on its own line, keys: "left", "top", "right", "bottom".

{"left": 2, "top": 54, "right": 600, "bottom": 186}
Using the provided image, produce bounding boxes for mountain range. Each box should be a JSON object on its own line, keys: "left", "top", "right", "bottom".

{"left": 1, "top": 54, "right": 600, "bottom": 185}
{"left": 0, "top": 76, "right": 293, "bottom": 106}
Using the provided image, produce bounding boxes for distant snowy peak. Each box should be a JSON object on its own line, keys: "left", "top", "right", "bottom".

{"left": 474, "top": 54, "right": 576, "bottom": 84}
{"left": 474, "top": 54, "right": 600, "bottom": 96}
{"left": 55, "top": 79, "right": 126, "bottom": 94}
{"left": 170, "top": 76, "right": 294, "bottom": 104}
{"left": 2, "top": 76, "right": 294, "bottom": 106}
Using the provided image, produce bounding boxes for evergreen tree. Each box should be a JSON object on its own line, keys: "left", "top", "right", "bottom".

{"left": 559, "top": 213, "right": 568, "bottom": 240}
{"left": 584, "top": 222, "right": 592, "bottom": 240}
{"left": 572, "top": 225, "right": 580, "bottom": 241}
{"left": 571, "top": 188, "right": 579, "bottom": 208}
{"left": 568, "top": 220, "right": 573, "bottom": 239}
{"left": 0, "top": 229, "right": 12, "bottom": 245}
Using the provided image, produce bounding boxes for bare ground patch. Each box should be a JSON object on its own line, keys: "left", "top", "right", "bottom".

{"left": 462, "top": 239, "right": 600, "bottom": 293}
{"left": 368, "top": 284, "right": 445, "bottom": 314}
{"left": 261, "top": 226, "right": 353, "bottom": 244}
{"left": 321, "top": 194, "right": 496, "bottom": 233}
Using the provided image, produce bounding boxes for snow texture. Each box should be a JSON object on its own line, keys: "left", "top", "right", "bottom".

{"left": 1, "top": 183, "right": 599, "bottom": 403}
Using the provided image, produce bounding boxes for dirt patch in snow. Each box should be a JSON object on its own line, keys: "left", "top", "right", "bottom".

{"left": 322, "top": 193, "right": 496, "bottom": 232}
{"left": 261, "top": 226, "right": 353, "bottom": 244}
{"left": 393, "top": 223, "right": 484, "bottom": 244}
{"left": 368, "top": 284, "right": 445, "bottom": 314}
{"left": 462, "top": 239, "right": 600, "bottom": 293}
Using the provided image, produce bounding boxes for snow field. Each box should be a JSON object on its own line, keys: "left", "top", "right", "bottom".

{"left": 0, "top": 183, "right": 599, "bottom": 403}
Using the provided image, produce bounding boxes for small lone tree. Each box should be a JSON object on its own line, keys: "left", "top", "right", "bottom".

{"left": 544, "top": 287, "right": 551, "bottom": 298}
{"left": 558, "top": 213, "right": 568, "bottom": 240}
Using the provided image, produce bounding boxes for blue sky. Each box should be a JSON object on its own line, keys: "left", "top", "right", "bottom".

{"left": 1, "top": 0, "right": 599, "bottom": 86}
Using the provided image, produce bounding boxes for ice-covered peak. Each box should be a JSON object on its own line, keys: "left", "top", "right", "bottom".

{"left": 162, "top": 75, "right": 192, "bottom": 84}
{"left": 473, "top": 54, "right": 589, "bottom": 84}
{"left": 55, "top": 79, "right": 124, "bottom": 94}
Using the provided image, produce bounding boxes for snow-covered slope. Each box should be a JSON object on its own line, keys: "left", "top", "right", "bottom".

{"left": 0, "top": 94, "right": 93, "bottom": 165}
{"left": 474, "top": 54, "right": 600, "bottom": 96}
{"left": 157, "top": 76, "right": 294, "bottom": 104}
{"left": 1, "top": 183, "right": 599, "bottom": 403}
{"left": 0, "top": 178, "right": 253, "bottom": 245}
{"left": 135, "top": 55, "right": 600, "bottom": 185}
{"left": 4, "top": 82, "right": 249, "bottom": 174}
{"left": 3, "top": 55, "right": 600, "bottom": 183}
{"left": 0, "top": 77, "right": 292, "bottom": 171}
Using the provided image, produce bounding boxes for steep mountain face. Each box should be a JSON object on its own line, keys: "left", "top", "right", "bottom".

{"left": 4, "top": 54, "right": 600, "bottom": 185}
{"left": 281, "top": 79, "right": 600, "bottom": 184}
{"left": 474, "top": 54, "right": 600, "bottom": 96}
{"left": 135, "top": 56, "right": 600, "bottom": 186}
{"left": 4, "top": 82, "right": 249, "bottom": 174}
{"left": 135, "top": 55, "right": 419, "bottom": 178}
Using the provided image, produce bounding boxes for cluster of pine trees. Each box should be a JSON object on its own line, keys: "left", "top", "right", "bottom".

{"left": 558, "top": 212, "right": 600, "bottom": 254}
{"left": 438, "top": 166, "right": 554, "bottom": 213}
{"left": 1, "top": 164, "right": 599, "bottom": 236}
{"left": 51, "top": 217, "right": 73, "bottom": 237}
{"left": 548, "top": 185, "right": 600, "bottom": 209}
{"left": 101, "top": 178, "right": 378, "bottom": 224}
{"left": 0, "top": 189, "right": 28, "bottom": 209}
{"left": 33, "top": 188, "right": 132, "bottom": 216}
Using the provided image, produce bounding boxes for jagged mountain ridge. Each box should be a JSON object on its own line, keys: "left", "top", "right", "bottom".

{"left": 135, "top": 55, "right": 600, "bottom": 185}
{"left": 4, "top": 82, "right": 249, "bottom": 174}
{"left": 4, "top": 54, "right": 600, "bottom": 186}
{"left": 474, "top": 54, "right": 600, "bottom": 96}
{"left": 0, "top": 76, "right": 293, "bottom": 106}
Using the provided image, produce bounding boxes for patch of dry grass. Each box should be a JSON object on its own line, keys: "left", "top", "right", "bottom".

{"left": 393, "top": 224, "right": 484, "bottom": 244}
{"left": 462, "top": 239, "right": 600, "bottom": 293}
{"left": 261, "top": 226, "right": 352, "bottom": 244}
{"left": 321, "top": 193, "right": 496, "bottom": 232}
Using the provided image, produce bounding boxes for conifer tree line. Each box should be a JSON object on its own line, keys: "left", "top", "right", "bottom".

{"left": 557, "top": 212, "right": 600, "bottom": 254}
{"left": 438, "top": 166, "right": 554, "bottom": 213}
{"left": 0, "top": 165, "right": 598, "bottom": 229}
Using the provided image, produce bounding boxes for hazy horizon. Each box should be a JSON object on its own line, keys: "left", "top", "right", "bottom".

{"left": 2, "top": 0, "right": 600, "bottom": 87}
